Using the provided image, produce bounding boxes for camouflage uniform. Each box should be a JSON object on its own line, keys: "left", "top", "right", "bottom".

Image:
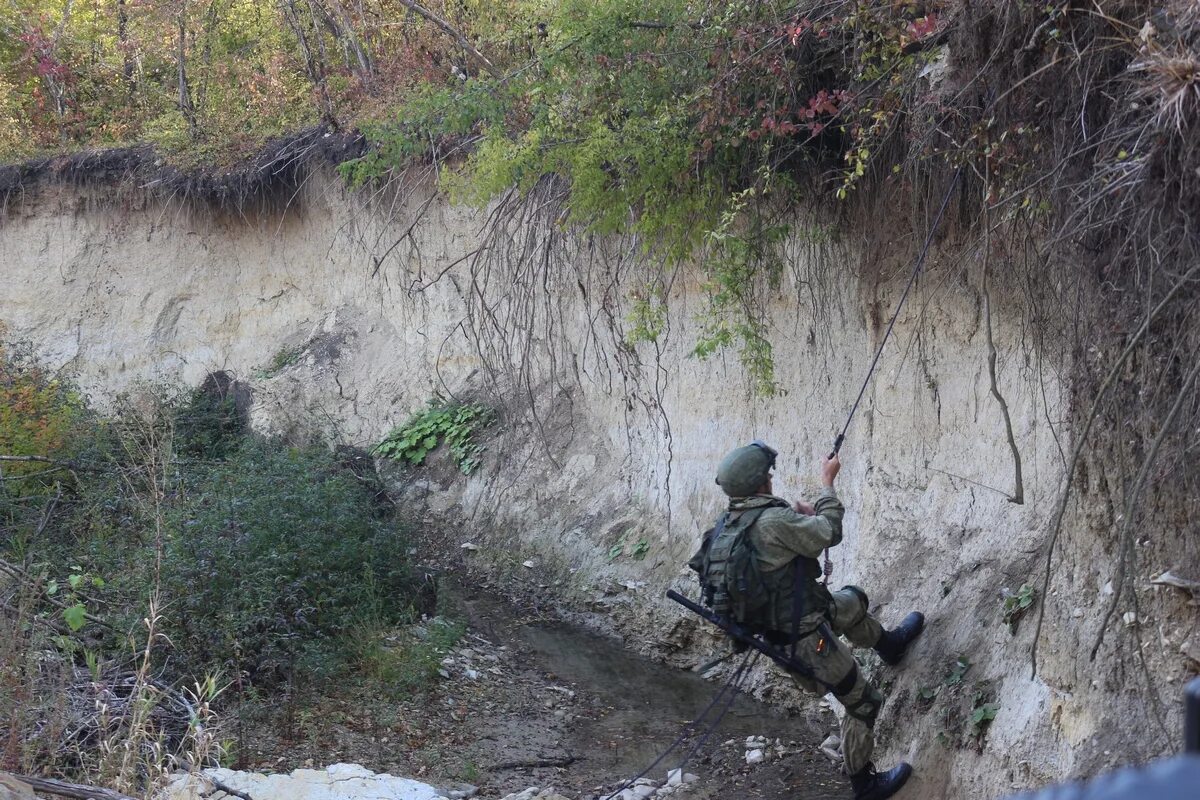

{"left": 724, "top": 490, "right": 886, "bottom": 775}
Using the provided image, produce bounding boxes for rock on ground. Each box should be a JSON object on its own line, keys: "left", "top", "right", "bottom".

{"left": 498, "top": 790, "right": 571, "bottom": 800}
{"left": 0, "top": 774, "right": 36, "bottom": 800}
{"left": 160, "top": 763, "right": 445, "bottom": 800}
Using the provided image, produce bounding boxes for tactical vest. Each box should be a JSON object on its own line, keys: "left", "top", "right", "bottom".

{"left": 700, "top": 500, "right": 833, "bottom": 636}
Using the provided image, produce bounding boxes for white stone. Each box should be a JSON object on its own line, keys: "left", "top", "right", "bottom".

{"left": 498, "top": 790, "right": 539, "bottom": 800}
{"left": 159, "top": 764, "right": 444, "bottom": 800}
{"left": 745, "top": 748, "right": 765, "bottom": 765}
{"left": 0, "top": 774, "right": 37, "bottom": 800}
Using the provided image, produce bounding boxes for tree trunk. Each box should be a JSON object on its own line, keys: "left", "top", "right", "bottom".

{"left": 117, "top": 0, "right": 134, "bottom": 96}
{"left": 177, "top": 0, "right": 197, "bottom": 137}
{"left": 281, "top": 0, "right": 336, "bottom": 126}
{"left": 311, "top": 0, "right": 373, "bottom": 87}
{"left": 393, "top": 0, "right": 501, "bottom": 79}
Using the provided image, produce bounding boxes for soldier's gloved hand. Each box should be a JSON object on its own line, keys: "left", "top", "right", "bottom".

{"left": 729, "top": 636, "right": 749, "bottom": 654}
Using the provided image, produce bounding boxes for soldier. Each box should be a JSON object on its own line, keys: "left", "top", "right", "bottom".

{"left": 691, "top": 440, "right": 925, "bottom": 800}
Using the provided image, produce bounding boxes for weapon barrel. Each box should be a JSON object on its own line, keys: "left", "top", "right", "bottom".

{"left": 666, "top": 590, "right": 819, "bottom": 683}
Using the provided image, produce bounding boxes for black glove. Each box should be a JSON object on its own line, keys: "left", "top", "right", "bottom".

{"left": 729, "top": 635, "right": 749, "bottom": 654}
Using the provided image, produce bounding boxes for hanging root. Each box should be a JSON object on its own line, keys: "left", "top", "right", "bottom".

{"left": 1089, "top": 355, "right": 1200, "bottom": 662}
{"left": 1029, "top": 264, "right": 1200, "bottom": 679}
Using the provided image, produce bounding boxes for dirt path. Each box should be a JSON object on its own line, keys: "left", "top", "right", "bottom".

{"left": 239, "top": 579, "right": 849, "bottom": 799}
{"left": 450, "top": 584, "right": 849, "bottom": 799}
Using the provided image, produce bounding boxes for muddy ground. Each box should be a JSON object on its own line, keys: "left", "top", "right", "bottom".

{"left": 238, "top": 573, "right": 850, "bottom": 799}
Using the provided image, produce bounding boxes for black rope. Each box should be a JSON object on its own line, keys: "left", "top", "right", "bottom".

{"left": 600, "top": 649, "right": 757, "bottom": 800}
{"left": 828, "top": 168, "right": 963, "bottom": 459}
{"left": 671, "top": 651, "right": 761, "bottom": 773}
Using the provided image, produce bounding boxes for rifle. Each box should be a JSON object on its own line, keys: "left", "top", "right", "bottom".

{"left": 667, "top": 590, "right": 838, "bottom": 692}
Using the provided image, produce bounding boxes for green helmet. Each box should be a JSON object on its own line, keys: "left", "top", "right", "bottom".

{"left": 715, "top": 440, "right": 778, "bottom": 498}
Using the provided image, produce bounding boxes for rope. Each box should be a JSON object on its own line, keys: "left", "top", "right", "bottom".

{"left": 821, "top": 168, "right": 962, "bottom": 584}
{"left": 829, "top": 167, "right": 963, "bottom": 460}
{"left": 670, "top": 651, "right": 761, "bottom": 773}
{"left": 600, "top": 649, "right": 757, "bottom": 800}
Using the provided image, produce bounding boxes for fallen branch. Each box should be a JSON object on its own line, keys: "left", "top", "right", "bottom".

{"left": 9, "top": 774, "right": 137, "bottom": 800}
{"left": 206, "top": 776, "right": 256, "bottom": 800}
{"left": 0, "top": 454, "right": 103, "bottom": 473}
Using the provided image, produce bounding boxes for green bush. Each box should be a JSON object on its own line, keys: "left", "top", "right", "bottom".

{"left": 162, "top": 440, "right": 413, "bottom": 684}
{"left": 173, "top": 385, "right": 246, "bottom": 460}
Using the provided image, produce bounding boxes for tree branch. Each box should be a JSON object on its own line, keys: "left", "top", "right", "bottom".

{"left": 206, "top": 776, "right": 256, "bottom": 800}
{"left": 8, "top": 774, "right": 137, "bottom": 800}
{"left": 394, "top": 0, "right": 500, "bottom": 78}
{"left": 982, "top": 260, "right": 1024, "bottom": 505}
{"left": 1089, "top": 354, "right": 1200, "bottom": 661}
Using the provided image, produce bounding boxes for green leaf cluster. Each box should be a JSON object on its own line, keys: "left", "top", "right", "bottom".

{"left": 373, "top": 399, "right": 494, "bottom": 475}
{"left": 342, "top": 0, "right": 828, "bottom": 394}
{"left": 1001, "top": 584, "right": 1037, "bottom": 634}
{"left": 944, "top": 655, "right": 971, "bottom": 686}
{"left": 970, "top": 691, "right": 1000, "bottom": 736}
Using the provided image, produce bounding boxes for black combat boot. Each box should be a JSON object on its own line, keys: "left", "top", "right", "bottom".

{"left": 849, "top": 762, "right": 913, "bottom": 800}
{"left": 873, "top": 612, "right": 925, "bottom": 666}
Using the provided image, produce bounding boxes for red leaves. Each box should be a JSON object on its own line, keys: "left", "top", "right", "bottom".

{"left": 786, "top": 18, "right": 813, "bottom": 46}
{"left": 906, "top": 13, "right": 939, "bottom": 42}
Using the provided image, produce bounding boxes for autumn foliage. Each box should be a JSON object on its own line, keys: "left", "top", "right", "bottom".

{"left": 0, "top": 342, "right": 85, "bottom": 487}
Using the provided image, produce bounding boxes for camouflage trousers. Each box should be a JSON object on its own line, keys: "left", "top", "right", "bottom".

{"left": 782, "top": 586, "right": 885, "bottom": 775}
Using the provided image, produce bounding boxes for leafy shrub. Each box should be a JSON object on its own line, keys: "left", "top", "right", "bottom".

{"left": 173, "top": 372, "right": 248, "bottom": 459}
{"left": 373, "top": 399, "right": 493, "bottom": 475}
{"left": 0, "top": 342, "right": 89, "bottom": 491}
{"left": 1001, "top": 584, "right": 1037, "bottom": 634}
{"left": 162, "top": 440, "right": 413, "bottom": 685}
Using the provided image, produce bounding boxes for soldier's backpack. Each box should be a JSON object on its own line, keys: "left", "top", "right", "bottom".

{"left": 698, "top": 500, "right": 788, "bottom": 628}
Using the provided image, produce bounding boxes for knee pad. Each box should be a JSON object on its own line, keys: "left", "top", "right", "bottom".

{"left": 842, "top": 683, "right": 885, "bottom": 726}
{"left": 843, "top": 584, "right": 869, "bottom": 607}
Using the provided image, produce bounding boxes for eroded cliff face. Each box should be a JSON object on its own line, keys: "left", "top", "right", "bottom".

{"left": 2, "top": 175, "right": 1193, "bottom": 798}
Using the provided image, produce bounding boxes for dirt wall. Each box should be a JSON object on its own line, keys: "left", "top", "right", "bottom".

{"left": 2, "top": 174, "right": 1194, "bottom": 798}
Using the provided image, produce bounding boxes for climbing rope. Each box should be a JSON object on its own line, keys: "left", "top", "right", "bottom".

{"left": 821, "top": 167, "right": 963, "bottom": 584}
{"left": 670, "top": 651, "right": 762, "bottom": 773}
{"left": 829, "top": 168, "right": 963, "bottom": 459}
{"left": 600, "top": 649, "right": 758, "bottom": 800}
